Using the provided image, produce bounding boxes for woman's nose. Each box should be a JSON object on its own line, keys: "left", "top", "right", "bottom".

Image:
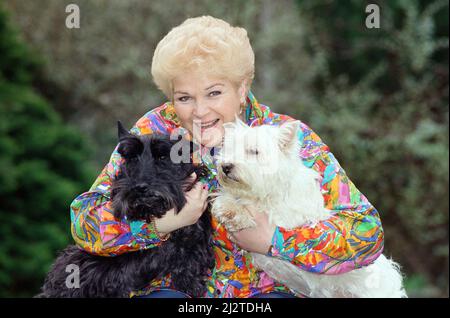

{"left": 193, "top": 100, "right": 209, "bottom": 117}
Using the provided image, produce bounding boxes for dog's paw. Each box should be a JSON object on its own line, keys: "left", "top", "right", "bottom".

{"left": 216, "top": 210, "right": 256, "bottom": 232}
{"left": 216, "top": 210, "right": 240, "bottom": 231}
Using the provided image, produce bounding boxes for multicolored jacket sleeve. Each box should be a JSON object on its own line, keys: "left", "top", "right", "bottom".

{"left": 70, "top": 112, "right": 167, "bottom": 256}
{"left": 268, "top": 121, "right": 384, "bottom": 274}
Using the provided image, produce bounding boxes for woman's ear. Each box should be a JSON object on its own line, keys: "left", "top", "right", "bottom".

{"left": 117, "top": 121, "right": 144, "bottom": 159}
{"left": 238, "top": 80, "right": 248, "bottom": 104}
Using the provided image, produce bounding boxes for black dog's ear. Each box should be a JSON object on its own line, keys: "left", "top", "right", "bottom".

{"left": 118, "top": 121, "right": 132, "bottom": 141}
{"left": 117, "top": 121, "right": 143, "bottom": 159}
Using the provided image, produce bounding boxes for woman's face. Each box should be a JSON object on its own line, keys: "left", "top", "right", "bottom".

{"left": 172, "top": 71, "right": 246, "bottom": 148}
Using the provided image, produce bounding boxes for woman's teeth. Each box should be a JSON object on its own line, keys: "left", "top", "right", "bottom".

{"left": 200, "top": 119, "right": 219, "bottom": 129}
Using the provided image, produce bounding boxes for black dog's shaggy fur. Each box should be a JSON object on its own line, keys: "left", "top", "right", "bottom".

{"left": 37, "top": 122, "right": 215, "bottom": 298}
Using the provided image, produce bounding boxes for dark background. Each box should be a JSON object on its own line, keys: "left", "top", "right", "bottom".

{"left": 0, "top": 0, "right": 448, "bottom": 297}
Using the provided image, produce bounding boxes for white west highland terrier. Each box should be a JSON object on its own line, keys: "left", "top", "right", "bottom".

{"left": 211, "top": 119, "right": 406, "bottom": 298}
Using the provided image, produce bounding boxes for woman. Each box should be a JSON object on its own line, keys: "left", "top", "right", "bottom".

{"left": 70, "top": 16, "right": 384, "bottom": 298}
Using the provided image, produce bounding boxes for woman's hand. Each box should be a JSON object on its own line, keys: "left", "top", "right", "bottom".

{"left": 154, "top": 173, "right": 208, "bottom": 234}
{"left": 228, "top": 208, "right": 276, "bottom": 254}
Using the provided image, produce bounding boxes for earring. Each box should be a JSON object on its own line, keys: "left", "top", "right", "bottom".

{"left": 239, "top": 101, "right": 246, "bottom": 115}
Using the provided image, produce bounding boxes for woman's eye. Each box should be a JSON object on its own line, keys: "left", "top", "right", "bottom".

{"left": 209, "top": 90, "right": 221, "bottom": 97}
{"left": 158, "top": 155, "right": 167, "bottom": 160}
{"left": 247, "top": 149, "right": 259, "bottom": 155}
{"left": 178, "top": 96, "right": 190, "bottom": 102}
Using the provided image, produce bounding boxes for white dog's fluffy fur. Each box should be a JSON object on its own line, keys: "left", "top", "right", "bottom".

{"left": 210, "top": 119, "right": 406, "bottom": 298}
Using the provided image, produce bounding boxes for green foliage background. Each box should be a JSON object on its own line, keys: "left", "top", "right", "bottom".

{"left": 0, "top": 4, "right": 94, "bottom": 297}
{"left": 1, "top": 0, "right": 448, "bottom": 297}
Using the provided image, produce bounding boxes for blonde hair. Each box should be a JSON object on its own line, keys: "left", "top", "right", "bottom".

{"left": 151, "top": 16, "right": 255, "bottom": 99}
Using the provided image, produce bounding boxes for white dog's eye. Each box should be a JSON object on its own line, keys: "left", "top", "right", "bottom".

{"left": 247, "top": 149, "right": 259, "bottom": 155}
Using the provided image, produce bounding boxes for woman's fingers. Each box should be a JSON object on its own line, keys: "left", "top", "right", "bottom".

{"left": 186, "top": 180, "right": 202, "bottom": 197}
{"left": 201, "top": 184, "right": 209, "bottom": 198}
{"left": 185, "top": 181, "right": 208, "bottom": 215}
{"left": 202, "top": 199, "right": 208, "bottom": 212}
{"left": 188, "top": 172, "right": 196, "bottom": 182}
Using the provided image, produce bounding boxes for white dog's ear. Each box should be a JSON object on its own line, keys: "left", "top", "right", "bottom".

{"left": 278, "top": 120, "right": 300, "bottom": 151}
{"left": 223, "top": 115, "right": 248, "bottom": 133}
{"left": 223, "top": 122, "right": 236, "bottom": 130}
{"left": 234, "top": 114, "right": 248, "bottom": 128}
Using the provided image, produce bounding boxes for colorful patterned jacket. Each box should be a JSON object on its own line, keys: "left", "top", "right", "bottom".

{"left": 70, "top": 91, "right": 384, "bottom": 297}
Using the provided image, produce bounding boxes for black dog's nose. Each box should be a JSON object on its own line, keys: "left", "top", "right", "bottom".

{"left": 221, "top": 164, "right": 234, "bottom": 175}
{"left": 135, "top": 183, "right": 148, "bottom": 193}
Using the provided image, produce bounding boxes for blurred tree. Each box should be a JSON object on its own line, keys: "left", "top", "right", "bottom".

{"left": 0, "top": 5, "right": 94, "bottom": 297}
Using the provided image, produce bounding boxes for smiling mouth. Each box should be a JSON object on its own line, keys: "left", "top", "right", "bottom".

{"left": 198, "top": 119, "right": 220, "bottom": 131}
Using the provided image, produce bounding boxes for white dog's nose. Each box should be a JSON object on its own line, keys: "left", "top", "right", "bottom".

{"left": 221, "top": 164, "right": 234, "bottom": 175}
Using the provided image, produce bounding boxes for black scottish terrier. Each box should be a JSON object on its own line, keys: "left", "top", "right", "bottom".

{"left": 37, "top": 122, "right": 215, "bottom": 298}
